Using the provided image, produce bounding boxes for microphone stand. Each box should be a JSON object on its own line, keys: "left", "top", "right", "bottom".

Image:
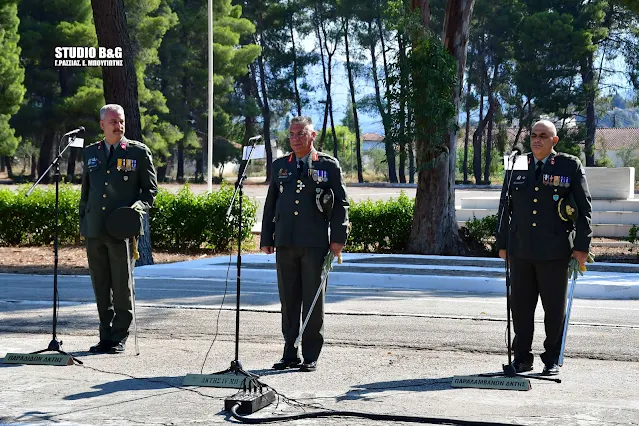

{"left": 481, "top": 152, "right": 558, "bottom": 383}
{"left": 215, "top": 137, "right": 260, "bottom": 378}
{"left": 25, "top": 132, "right": 83, "bottom": 365}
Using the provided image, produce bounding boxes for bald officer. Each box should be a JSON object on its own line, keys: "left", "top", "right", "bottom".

{"left": 80, "top": 104, "right": 158, "bottom": 354}
{"left": 261, "top": 116, "right": 349, "bottom": 372}
{"left": 497, "top": 120, "right": 592, "bottom": 376}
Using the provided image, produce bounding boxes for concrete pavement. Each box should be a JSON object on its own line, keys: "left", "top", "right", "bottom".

{"left": 1, "top": 254, "right": 638, "bottom": 425}
{"left": 136, "top": 253, "right": 639, "bottom": 300}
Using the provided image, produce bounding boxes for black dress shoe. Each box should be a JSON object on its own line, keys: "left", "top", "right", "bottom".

{"left": 108, "top": 342, "right": 126, "bottom": 354}
{"left": 89, "top": 340, "right": 112, "bottom": 353}
{"left": 299, "top": 360, "right": 317, "bottom": 372}
{"left": 511, "top": 359, "right": 533, "bottom": 373}
{"left": 542, "top": 363, "right": 560, "bottom": 376}
{"left": 272, "top": 358, "right": 301, "bottom": 370}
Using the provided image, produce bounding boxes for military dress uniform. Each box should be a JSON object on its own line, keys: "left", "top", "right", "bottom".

{"left": 79, "top": 137, "right": 158, "bottom": 349}
{"left": 496, "top": 151, "right": 592, "bottom": 369}
{"left": 261, "top": 150, "right": 349, "bottom": 366}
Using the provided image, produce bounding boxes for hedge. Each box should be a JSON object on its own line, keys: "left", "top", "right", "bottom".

{"left": 150, "top": 186, "right": 257, "bottom": 252}
{"left": 0, "top": 185, "right": 493, "bottom": 254}
{"left": 347, "top": 192, "right": 414, "bottom": 252}
{"left": 0, "top": 185, "right": 257, "bottom": 252}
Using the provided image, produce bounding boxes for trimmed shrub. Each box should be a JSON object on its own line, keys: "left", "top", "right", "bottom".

{"left": 0, "top": 185, "right": 81, "bottom": 246}
{"left": 150, "top": 185, "right": 257, "bottom": 252}
{"left": 0, "top": 185, "right": 257, "bottom": 253}
{"left": 347, "top": 192, "right": 414, "bottom": 252}
{"left": 463, "top": 214, "right": 499, "bottom": 255}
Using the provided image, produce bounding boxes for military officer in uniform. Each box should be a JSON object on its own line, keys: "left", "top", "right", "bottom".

{"left": 497, "top": 120, "right": 592, "bottom": 375}
{"left": 80, "top": 104, "right": 158, "bottom": 354}
{"left": 261, "top": 116, "right": 349, "bottom": 372}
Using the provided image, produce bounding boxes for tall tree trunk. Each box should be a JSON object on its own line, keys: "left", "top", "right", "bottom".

{"left": 329, "top": 98, "right": 338, "bottom": 158}
{"left": 398, "top": 32, "right": 408, "bottom": 184}
{"left": 91, "top": 0, "right": 142, "bottom": 142}
{"left": 343, "top": 19, "right": 363, "bottom": 182}
{"left": 3, "top": 157, "right": 12, "bottom": 177}
{"left": 408, "top": 0, "right": 474, "bottom": 254}
{"left": 484, "top": 102, "right": 494, "bottom": 183}
{"left": 315, "top": 20, "right": 329, "bottom": 149}
{"left": 37, "top": 127, "right": 55, "bottom": 183}
{"left": 408, "top": 107, "right": 415, "bottom": 183}
{"left": 370, "top": 19, "right": 397, "bottom": 182}
{"left": 319, "top": 19, "right": 340, "bottom": 158}
{"left": 377, "top": 11, "right": 397, "bottom": 183}
{"left": 0, "top": 157, "right": 4, "bottom": 173}
{"left": 91, "top": 0, "right": 151, "bottom": 266}
{"left": 581, "top": 54, "right": 596, "bottom": 167}
{"left": 463, "top": 80, "right": 471, "bottom": 183}
{"left": 257, "top": 53, "right": 273, "bottom": 182}
{"left": 289, "top": 17, "right": 302, "bottom": 117}
{"left": 65, "top": 148, "right": 79, "bottom": 182}
{"left": 30, "top": 153, "right": 37, "bottom": 178}
{"left": 157, "top": 158, "right": 169, "bottom": 182}
{"left": 473, "top": 89, "right": 484, "bottom": 184}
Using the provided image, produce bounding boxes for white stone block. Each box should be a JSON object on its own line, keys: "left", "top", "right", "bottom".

{"left": 584, "top": 167, "right": 635, "bottom": 200}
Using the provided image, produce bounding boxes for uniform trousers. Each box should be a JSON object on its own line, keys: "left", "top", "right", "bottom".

{"left": 275, "top": 246, "right": 327, "bottom": 362}
{"left": 86, "top": 236, "right": 133, "bottom": 344}
{"left": 510, "top": 255, "right": 571, "bottom": 365}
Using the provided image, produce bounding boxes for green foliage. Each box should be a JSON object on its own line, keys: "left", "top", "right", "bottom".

{"left": 125, "top": 0, "right": 182, "bottom": 164}
{"left": 462, "top": 214, "right": 499, "bottom": 255}
{"left": 402, "top": 28, "right": 457, "bottom": 170}
{"left": 617, "top": 144, "right": 639, "bottom": 183}
{"left": 347, "top": 192, "right": 414, "bottom": 252}
{"left": 0, "top": 185, "right": 81, "bottom": 246}
{"left": 0, "top": 185, "right": 256, "bottom": 252}
{"left": 456, "top": 144, "right": 504, "bottom": 183}
{"left": 0, "top": 0, "right": 25, "bottom": 157}
{"left": 150, "top": 185, "right": 257, "bottom": 252}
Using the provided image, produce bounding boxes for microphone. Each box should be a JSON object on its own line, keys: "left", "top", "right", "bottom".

{"left": 64, "top": 126, "right": 85, "bottom": 136}
{"left": 507, "top": 147, "right": 521, "bottom": 160}
{"left": 248, "top": 135, "right": 262, "bottom": 142}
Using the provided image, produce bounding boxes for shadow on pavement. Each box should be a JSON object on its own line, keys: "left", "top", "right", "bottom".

{"left": 64, "top": 375, "right": 185, "bottom": 400}
{"left": 336, "top": 377, "right": 453, "bottom": 401}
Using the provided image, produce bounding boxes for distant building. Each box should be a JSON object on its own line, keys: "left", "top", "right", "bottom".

{"left": 361, "top": 133, "right": 385, "bottom": 152}
{"left": 594, "top": 128, "right": 639, "bottom": 167}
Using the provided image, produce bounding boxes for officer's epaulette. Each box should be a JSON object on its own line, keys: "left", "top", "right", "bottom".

{"left": 85, "top": 140, "right": 102, "bottom": 149}
{"left": 554, "top": 152, "right": 580, "bottom": 163}
{"left": 315, "top": 151, "right": 339, "bottom": 163}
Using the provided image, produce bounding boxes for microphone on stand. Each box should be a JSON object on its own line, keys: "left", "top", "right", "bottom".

{"left": 64, "top": 126, "right": 85, "bottom": 137}
{"left": 506, "top": 147, "right": 521, "bottom": 161}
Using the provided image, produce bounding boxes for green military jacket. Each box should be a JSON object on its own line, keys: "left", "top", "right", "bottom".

{"left": 496, "top": 151, "right": 593, "bottom": 260}
{"left": 79, "top": 137, "right": 158, "bottom": 238}
{"left": 261, "top": 150, "right": 349, "bottom": 248}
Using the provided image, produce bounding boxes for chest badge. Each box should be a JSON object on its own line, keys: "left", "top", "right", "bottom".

{"left": 553, "top": 194, "right": 559, "bottom": 201}
{"left": 124, "top": 176, "right": 129, "bottom": 182}
{"left": 296, "top": 180, "right": 305, "bottom": 191}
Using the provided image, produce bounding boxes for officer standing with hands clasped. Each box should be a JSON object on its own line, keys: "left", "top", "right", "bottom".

{"left": 497, "top": 119, "right": 592, "bottom": 376}
{"left": 261, "top": 116, "right": 349, "bottom": 372}
{"left": 80, "top": 104, "right": 158, "bottom": 354}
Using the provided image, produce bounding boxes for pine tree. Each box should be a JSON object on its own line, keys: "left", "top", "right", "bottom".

{"left": 0, "top": 0, "right": 25, "bottom": 167}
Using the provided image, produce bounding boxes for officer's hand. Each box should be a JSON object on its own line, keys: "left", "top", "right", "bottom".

{"left": 499, "top": 249, "right": 507, "bottom": 261}
{"left": 572, "top": 250, "right": 588, "bottom": 266}
{"left": 261, "top": 246, "right": 275, "bottom": 254}
{"left": 330, "top": 242, "right": 344, "bottom": 257}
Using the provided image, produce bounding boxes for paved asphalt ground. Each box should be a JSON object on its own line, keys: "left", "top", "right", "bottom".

{"left": 1, "top": 266, "right": 638, "bottom": 425}
{"left": 1, "top": 184, "right": 638, "bottom": 425}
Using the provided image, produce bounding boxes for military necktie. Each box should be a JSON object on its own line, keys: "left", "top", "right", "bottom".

{"left": 535, "top": 160, "right": 543, "bottom": 180}
{"left": 107, "top": 144, "right": 115, "bottom": 163}
{"left": 297, "top": 159, "right": 304, "bottom": 177}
